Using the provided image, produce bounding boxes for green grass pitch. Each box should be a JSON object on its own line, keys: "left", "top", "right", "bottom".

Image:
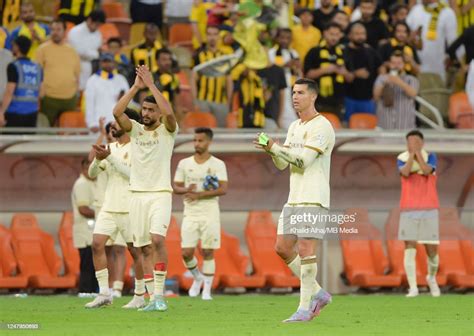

{"left": 0, "top": 294, "right": 472, "bottom": 335}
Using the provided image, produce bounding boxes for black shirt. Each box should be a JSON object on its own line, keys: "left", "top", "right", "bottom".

{"left": 312, "top": 7, "right": 338, "bottom": 31}
{"left": 257, "top": 65, "right": 287, "bottom": 121}
{"left": 447, "top": 25, "right": 474, "bottom": 64}
{"left": 356, "top": 18, "right": 389, "bottom": 49}
{"left": 344, "top": 45, "right": 382, "bottom": 100}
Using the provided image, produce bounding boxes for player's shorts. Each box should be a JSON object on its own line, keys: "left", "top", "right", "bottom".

{"left": 130, "top": 191, "right": 172, "bottom": 247}
{"left": 398, "top": 209, "right": 439, "bottom": 244}
{"left": 181, "top": 207, "right": 221, "bottom": 249}
{"left": 277, "top": 204, "right": 328, "bottom": 239}
{"left": 94, "top": 211, "right": 132, "bottom": 245}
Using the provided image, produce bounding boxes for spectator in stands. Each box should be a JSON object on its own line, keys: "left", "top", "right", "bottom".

{"left": 305, "top": 23, "right": 352, "bottom": 119}
{"left": 447, "top": 25, "right": 474, "bottom": 69}
{"left": 373, "top": 51, "right": 419, "bottom": 129}
{"left": 452, "top": 0, "right": 474, "bottom": 35}
{"left": 0, "top": 36, "right": 42, "bottom": 128}
{"left": 7, "top": 3, "right": 50, "bottom": 60}
{"left": 312, "top": 0, "right": 338, "bottom": 31}
{"left": 36, "top": 19, "right": 80, "bottom": 126}
{"left": 389, "top": 4, "right": 408, "bottom": 28}
{"left": 467, "top": 60, "right": 474, "bottom": 109}
{"left": 85, "top": 53, "right": 130, "bottom": 132}
{"left": 58, "top": 0, "right": 98, "bottom": 25}
{"left": 291, "top": 9, "right": 321, "bottom": 63}
{"left": 0, "top": 30, "right": 13, "bottom": 103}
{"left": 190, "top": 0, "right": 216, "bottom": 50}
{"left": 355, "top": 0, "right": 389, "bottom": 49}
{"left": 231, "top": 63, "right": 266, "bottom": 128}
{"left": 130, "top": 0, "right": 164, "bottom": 30}
{"left": 378, "top": 22, "right": 420, "bottom": 76}
{"left": 343, "top": 23, "right": 382, "bottom": 122}
{"left": 68, "top": 10, "right": 105, "bottom": 90}
{"left": 268, "top": 28, "right": 302, "bottom": 129}
{"left": 153, "top": 48, "right": 181, "bottom": 121}
{"left": 72, "top": 157, "right": 98, "bottom": 296}
{"left": 191, "top": 25, "right": 233, "bottom": 127}
{"left": 106, "top": 37, "right": 134, "bottom": 85}
{"left": 256, "top": 57, "right": 287, "bottom": 130}
{"left": 331, "top": 10, "right": 350, "bottom": 44}
{"left": 130, "top": 23, "right": 163, "bottom": 73}
{"left": 406, "top": 0, "right": 457, "bottom": 82}
{"left": 165, "top": 0, "right": 193, "bottom": 25}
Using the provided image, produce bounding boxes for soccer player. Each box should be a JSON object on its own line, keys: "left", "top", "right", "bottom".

{"left": 254, "top": 78, "right": 335, "bottom": 323}
{"left": 85, "top": 109, "right": 148, "bottom": 309}
{"left": 113, "top": 65, "right": 178, "bottom": 312}
{"left": 397, "top": 130, "right": 441, "bottom": 298}
{"left": 173, "top": 127, "right": 228, "bottom": 300}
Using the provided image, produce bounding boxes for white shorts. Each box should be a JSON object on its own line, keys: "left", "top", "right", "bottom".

{"left": 130, "top": 191, "right": 172, "bottom": 247}
{"left": 277, "top": 204, "right": 328, "bottom": 239}
{"left": 181, "top": 208, "right": 221, "bottom": 249}
{"left": 398, "top": 209, "right": 439, "bottom": 244}
{"left": 94, "top": 211, "right": 132, "bottom": 245}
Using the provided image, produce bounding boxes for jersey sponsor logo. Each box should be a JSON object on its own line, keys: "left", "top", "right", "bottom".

{"left": 134, "top": 138, "right": 160, "bottom": 147}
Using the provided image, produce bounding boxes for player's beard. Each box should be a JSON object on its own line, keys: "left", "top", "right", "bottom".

{"left": 112, "top": 129, "right": 125, "bottom": 138}
{"left": 142, "top": 117, "right": 156, "bottom": 126}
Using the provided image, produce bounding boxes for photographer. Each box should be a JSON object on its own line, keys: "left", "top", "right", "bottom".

{"left": 373, "top": 51, "right": 419, "bottom": 130}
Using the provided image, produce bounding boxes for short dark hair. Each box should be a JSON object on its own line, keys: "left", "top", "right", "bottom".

{"left": 406, "top": 129, "right": 424, "bottom": 140}
{"left": 276, "top": 28, "right": 292, "bottom": 38}
{"left": 105, "top": 122, "right": 112, "bottom": 134}
{"left": 195, "top": 127, "right": 213, "bottom": 139}
{"left": 323, "top": 22, "right": 343, "bottom": 32}
{"left": 14, "top": 36, "right": 32, "bottom": 56}
{"left": 360, "top": 0, "right": 376, "bottom": 4}
{"left": 390, "top": 3, "right": 407, "bottom": 15}
{"left": 51, "top": 18, "right": 66, "bottom": 30}
{"left": 390, "top": 50, "right": 405, "bottom": 60}
{"left": 293, "top": 78, "right": 319, "bottom": 94}
{"left": 392, "top": 21, "right": 410, "bottom": 35}
{"left": 156, "top": 48, "right": 172, "bottom": 61}
{"left": 206, "top": 24, "right": 220, "bottom": 33}
{"left": 297, "top": 8, "right": 312, "bottom": 16}
{"left": 88, "top": 10, "right": 106, "bottom": 23}
{"left": 107, "top": 37, "right": 122, "bottom": 46}
{"left": 124, "top": 108, "right": 141, "bottom": 122}
{"left": 145, "top": 22, "right": 159, "bottom": 31}
{"left": 144, "top": 95, "right": 157, "bottom": 104}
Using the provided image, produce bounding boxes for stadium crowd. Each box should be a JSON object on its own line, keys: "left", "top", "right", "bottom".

{"left": 0, "top": 0, "right": 473, "bottom": 131}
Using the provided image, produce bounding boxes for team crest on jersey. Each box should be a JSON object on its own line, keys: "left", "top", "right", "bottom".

{"left": 303, "top": 132, "right": 308, "bottom": 140}
{"left": 153, "top": 131, "right": 158, "bottom": 138}
{"left": 124, "top": 152, "right": 128, "bottom": 160}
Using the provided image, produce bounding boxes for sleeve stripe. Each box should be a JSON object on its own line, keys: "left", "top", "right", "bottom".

{"left": 304, "top": 145, "right": 323, "bottom": 154}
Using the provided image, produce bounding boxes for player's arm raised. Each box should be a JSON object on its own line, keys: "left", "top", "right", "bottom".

{"left": 137, "top": 65, "right": 177, "bottom": 133}
{"left": 113, "top": 71, "right": 145, "bottom": 132}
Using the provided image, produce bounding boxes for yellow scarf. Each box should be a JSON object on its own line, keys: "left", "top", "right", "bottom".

{"left": 318, "top": 40, "right": 344, "bottom": 98}
{"left": 424, "top": 2, "right": 446, "bottom": 40}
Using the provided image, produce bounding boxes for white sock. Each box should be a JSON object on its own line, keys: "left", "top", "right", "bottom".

{"left": 298, "top": 256, "right": 318, "bottom": 311}
{"left": 95, "top": 268, "right": 110, "bottom": 295}
{"left": 287, "top": 255, "right": 301, "bottom": 279}
{"left": 135, "top": 278, "right": 146, "bottom": 295}
{"left": 202, "top": 259, "right": 215, "bottom": 296}
{"left": 404, "top": 248, "right": 417, "bottom": 290}
{"left": 113, "top": 280, "right": 124, "bottom": 292}
{"left": 184, "top": 256, "right": 203, "bottom": 280}
{"left": 153, "top": 270, "right": 167, "bottom": 298}
{"left": 144, "top": 274, "right": 154, "bottom": 300}
{"left": 427, "top": 254, "right": 439, "bottom": 278}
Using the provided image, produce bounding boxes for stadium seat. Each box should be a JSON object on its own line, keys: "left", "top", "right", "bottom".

{"left": 107, "top": 19, "right": 132, "bottom": 43}
{"left": 10, "top": 213, "right": 76, "bottom": 289}
{"left": 384, "top": 209, "right": 447, "bottom": 286}
{"left": 182, "top": 111, "right": 218, "bottom": 129}
{"left": 349, "top": 113, "right": 378, "bottom": 129}
{"left": 456, "top": 113, "right": 474, "bottom": 129}
{"left": 321, "top": 112, "right": 342, "bottom": 129}
{"left": 339, "top": 209, "right": 401, "bottom": 288}
{"left": 102, "top": 2, "right": 128, "bottom": 19}
{"left": 176, "top": 71, "right": 190, "bottom": 88}
{"left": 168, "top": 23, "right": 193, "bottom": 51}
{"left": 0, "top": 224, "right": 28, "bottom": 289}
{"left": 448, "top": 92, "right": 474, "bottom": 126}
{"left": 58, "top": 111, "right": 86, "bottom": 128}
{"left": 215, "top": 231, "right": 266, "bottom": 289}
{"left": 99, "top": 23, "right": 120, "bottom": 48}
{"left": 226, "top": 111, "right": 238, "bottom": 128}
{"left": 438, "top": 240, "right": 474, "bottom": 288}
{"left": 245, "top": 211, "right": 300, "bottom": 288}
{"left": 58, "top": 212, "right": 79, "bottom": 286}
{"left": 176, "top": 87, "right": 194, "bottom": 113}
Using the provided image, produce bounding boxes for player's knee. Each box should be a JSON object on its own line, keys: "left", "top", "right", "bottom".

{"left": 275, "top": 242, "right": 291, "bottom": 259}
{"left": 202, "top": 249, "right": 214, "bottom": 260}
{"left": 128, "top": 246, "right": 141, "bottom": 260}
{"left": 151, "top": 235, "right": 166, "bottom": 250}
{"left": 91, "top": 239, "right": 105, "bottom": 254}
{"left": 181, "top": 249, "right": 194, "bottom": 261}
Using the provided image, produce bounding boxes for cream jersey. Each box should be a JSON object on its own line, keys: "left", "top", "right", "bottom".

{"left": 174, "top": 155, "right": 228, "bottom": 216}
{"left": 93, "top": 170, "right": 107, "bottom": 209}
{"left": 284, "top": 114, "right": 335, "bottom": 207}
{"left": 98, "top": 142, "right": 132, "bottom": 213}
{"left": 128, "top": 119, "right": 178, "bottom": 192}
{"left": 71, "top": 174, "right": 95, "bottom": 248}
